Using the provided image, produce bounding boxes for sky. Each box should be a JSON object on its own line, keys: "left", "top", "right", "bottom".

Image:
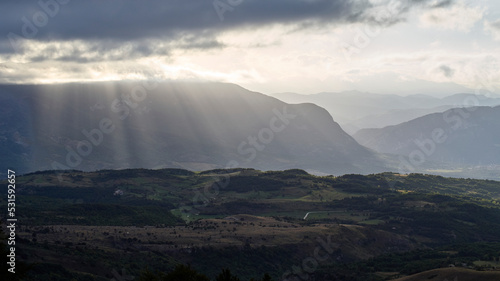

{"left": 0, "top": 0, "right": 499, "bottom": 96}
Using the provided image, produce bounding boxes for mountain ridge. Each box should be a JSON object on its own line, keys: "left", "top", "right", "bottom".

{"left": 353, "top": 105, "right": 500, "bottom": 168}
{"left": 269, "top": 91, "right": 500, "bottom": 133}
{"left": 0, "top": 82, "right": 386, "bottom": 176}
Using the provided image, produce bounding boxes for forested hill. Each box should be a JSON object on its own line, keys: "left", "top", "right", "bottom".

{"left": 2, "top": 168, "right": 500, "bottom": 280}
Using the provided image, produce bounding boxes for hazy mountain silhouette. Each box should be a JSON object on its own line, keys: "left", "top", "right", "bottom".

{"left": 343, "top": 105, "right": 456, "bottom": 134}
{"left": 0, "top": 82, "right": 387, "bottom": 176}
{"left": 353, "top": 105, "right": 500, "bottom": 166}
{"left": 271, "top": 91, "right": 500, "bottom": 134}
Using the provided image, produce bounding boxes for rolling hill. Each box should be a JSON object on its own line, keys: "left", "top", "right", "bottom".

{"left": 3, "top": 168, "right": 500, "bottom": 280}
{"left": 393, "top": 267, "right": 500, "bottom": 281}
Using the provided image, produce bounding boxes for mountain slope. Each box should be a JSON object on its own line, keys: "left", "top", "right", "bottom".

{"left": 0, "top": 82, "right": 385, "bottom": 176}
{"left": 394, "top": 267, "right": 500, "bottom": 281}
{"left": 342, "top": 105, "right": 456, "bottom": 134}
{"left": 353, "top": 106, "right": 500, "bottom": 166}
{"left": 271, "top": 91, "right": 500, "bottom": 132}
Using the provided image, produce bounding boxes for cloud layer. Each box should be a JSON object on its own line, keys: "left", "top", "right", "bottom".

{"left": 484, "top": 19, "right": 500, "bottom": 41}
{"left": 419, "top": 1, "right": 484, "bottom": 32}
{"left": 1, "top": 0, "right": 452, "bottom": 49}
{"left": 1, "top": 0, "right": 499, "bottom": 95}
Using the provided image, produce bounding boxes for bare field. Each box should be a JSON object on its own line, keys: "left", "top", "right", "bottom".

{"left": 16, "top": 215, "right": 415, "bottom": 261}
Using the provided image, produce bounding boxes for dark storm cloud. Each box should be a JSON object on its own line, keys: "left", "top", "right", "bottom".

{"left": 0, "top": 0, "right": 453, "bottom": 54}
{"left": 30, "top": 40, "right": 172, "bottom": 63}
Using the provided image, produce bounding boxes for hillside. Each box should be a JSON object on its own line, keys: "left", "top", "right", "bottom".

{"left": 394, "top": 267, "right": 500, "bottom": 281}
{"left": 353, "top": 106, "right": 500, "bottom": 168}
{"left": 271, "top": 92, "right": 500, "bottom": 133}
{"left": 343, "top": 105, "right": 455, "bottom": 134}
{"left": 0, "top": 82, "right": 386, "bottom": 177}
{"left": 3, "top": 169, "right": 500, "bottom": 280}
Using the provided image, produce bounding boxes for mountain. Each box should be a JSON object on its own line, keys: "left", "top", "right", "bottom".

{"left": 0, "top": 82, "right": 386, "bottom": 176}
{"left": 270, "top": 91, "right": 500, "bottom": 133}
{"left": 341, "top": 105, "right": 457, "bottom": 134}
{"left": 353, "top": 105, "right": 500, "bottom": 168}
{"left": 271, "top": 91, "right": 439, "bottom": 124}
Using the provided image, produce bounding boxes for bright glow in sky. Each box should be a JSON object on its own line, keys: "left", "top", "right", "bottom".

{"left": 0, "top": 0, "right": 499, "bottom": 96}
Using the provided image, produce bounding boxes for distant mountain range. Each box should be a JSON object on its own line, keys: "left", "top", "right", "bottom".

{"left": 3, "top": 82, "right": 500, "bottom": 179}
{"left": 353, "top": 105, "right": 500, "bottom": 167}
{"left": 270, "top": 91, "right": 500, "bottom": 134}
{"left": 0, "top": 82, "right": 387, "bottom": 176}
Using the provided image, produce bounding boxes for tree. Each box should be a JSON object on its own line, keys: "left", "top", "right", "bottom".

{"left": 216, "top": 269, "right": 240, "bottom": 281}
{"left": 136, "top": 267, "right": 163, "bottom": 281}
{"left": 261, "top": 273, "right": 274, "bottom": 281}
{"left": 137, "top": 264, "right": 210, "bottom": 281}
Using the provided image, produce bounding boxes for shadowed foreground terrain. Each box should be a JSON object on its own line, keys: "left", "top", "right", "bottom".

{"left": 2, "top": 168, "right": 500, "bottom": 280}
{"left": 394, "top": 267, "right": 500, "bottom": 281}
